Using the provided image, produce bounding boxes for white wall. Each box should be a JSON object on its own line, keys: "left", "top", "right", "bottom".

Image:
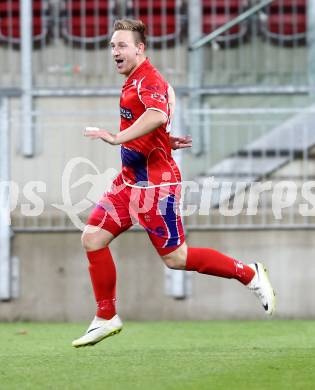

{"left": 0, "top": 229, "right": 314, "bottom": 321}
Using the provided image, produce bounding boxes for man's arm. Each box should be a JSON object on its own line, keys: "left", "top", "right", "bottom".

{"left": 85, "top": 84, "right": 192, "bottom": 149}
{"left": 84, "top": 109, "right": 167, "bottom": 145}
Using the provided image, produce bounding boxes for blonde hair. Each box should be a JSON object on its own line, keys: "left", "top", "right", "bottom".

{"left": 113, "top": 19, "right": 146, "bottom": 46}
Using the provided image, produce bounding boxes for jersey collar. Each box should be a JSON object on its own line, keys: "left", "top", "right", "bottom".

{"left": 124, "top": 58, "right": 152, "bottom": 86}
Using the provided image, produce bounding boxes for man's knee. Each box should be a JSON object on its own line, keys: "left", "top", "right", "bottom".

{"left": 161, "top": 243, "right": 187, "bottom": 270}
{"left": 81, "top": 231, "right": 105, "bottom": 251}
{"left": 163, "top": 255, "right": 184, "bottom": 270}
{"left": 81, "top": 226, "right": 112, "bottom": 251}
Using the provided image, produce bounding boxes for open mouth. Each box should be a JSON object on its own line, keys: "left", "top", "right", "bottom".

{"left": 115, "top": 59, "right": 124, "bottom": 65}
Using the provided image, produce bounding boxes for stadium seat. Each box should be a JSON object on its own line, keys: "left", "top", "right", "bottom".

{"left": 259, "top": 0, "right": 307, "bottom": 44}
{"left": 0, "top": 0, "right": 51, "bottom": 45}
{"left": 264, "top": 0, "right": 306, "bottom": 12}
{"left": 60, "top": 0, "right": 115, "bottom": 46}
{"left": 202, "top": 0, "right": 249, "bottom": 45}
{"left": 127, "top": 0, "right": 183, "bottom": 45}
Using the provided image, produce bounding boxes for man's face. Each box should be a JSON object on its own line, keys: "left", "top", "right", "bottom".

{"left": 110, "top": 30, "right": 141, "bottom": 77}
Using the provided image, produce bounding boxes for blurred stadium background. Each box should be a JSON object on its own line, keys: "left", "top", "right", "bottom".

{"left": 1, "top": 0, "right": 315, "bottom": 322}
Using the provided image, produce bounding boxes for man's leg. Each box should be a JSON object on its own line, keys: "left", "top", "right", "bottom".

{"left": 82, "top": 225, "right": 117, "bottom": 320}
{"left": 160, "top": 242, "right": 276, "bottom": 315}
{"left": 72, "top": 175, "right": 132, "bottom": 347}
{"left": 142, "top": 186, "right": 254, "bottom": 286}
{"left": 161, "top": 242, "right": 254, "bottom": 284}
{"left": 72, "top": 226, "right": 124, "bottom": 348}
{"left": 186, "top": 246, "right": 255, "bottom": 285}
{"left": 141, "top": 184, "right": 275, "bottom": 316}
{"left": 81, "top": 174, "right": 131, "bottom": 322}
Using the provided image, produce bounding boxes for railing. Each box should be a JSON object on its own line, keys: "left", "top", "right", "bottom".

{"left": 8, "top": 99, "right": 121, "bottom": 231}
{"left": 0, "top": 0, "right": 312, "bottom": 90}
{"left": 0, "top": 0, "right": 186, "bottom": 89}
{"left": 2, "top": 102, "right": 315, "bottom": 231}
{"left": 183, "top": 105, "right": 315, "bottom": 229}
{"left": 196, "top": 0, "right": 309, "bottom": 87}
{"left": 0, "top": 97, "right": 11, "bottom": 299}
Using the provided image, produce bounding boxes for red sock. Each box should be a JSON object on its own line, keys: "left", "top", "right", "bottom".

{"left": 186, "top": 247, "right": 255, "bottom": 285}
{"left": 86, "top": 247, "right": 117, "bottom": 320}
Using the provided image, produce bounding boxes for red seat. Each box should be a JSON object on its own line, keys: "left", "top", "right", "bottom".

{"left": 203, "top": 0, "right": 245, "bottom": 10}
{"left": 68, "top": 15, "right": 111, "bottom": 38}
{"left": 140, "top": 15, "right": 177, "bottom": 37}
{"left": 0, "top": 0, "right": 51, "bottom": 44}
{"left": 202, "top": 0, "right": 248, "bottom": 43}
{"left": 0, "top": 0, "right": 43, "bottom": 13}
{"left": 268, "top": 0, "right": 306, "bottom": 11}
{"left": 203, "top": 14, "right": 242, "bottom": 36}
{"left": 260, "top": 0, "right": 306, "bottom": 43}
{"left": 61, "top": 0, "right": 114, "bottom": 44}
{"left": 65, "top": 0, "right": 110, "bottom": 13}
{"left": 133, "top": 0, "right": 178, "bottom": 9}
{"left": 266, "top": 14, "right": 306, "bottom": 36}
{"left": 129, "top": 0, "right": 183, "bottom": 44}
{"left": 0, "top": 16, "right": 44, "bottom": 39}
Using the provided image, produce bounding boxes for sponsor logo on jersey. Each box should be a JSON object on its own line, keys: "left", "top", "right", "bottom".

{"left": 151, "top": 93, "right": 166, "bottom": 103}
{"left": 120, "top": 106, "right": 134, "bottom": 120}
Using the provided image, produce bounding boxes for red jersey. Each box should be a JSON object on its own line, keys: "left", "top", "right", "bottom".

{"left": 119, "top": 58, "right": 181, "bottom": 187}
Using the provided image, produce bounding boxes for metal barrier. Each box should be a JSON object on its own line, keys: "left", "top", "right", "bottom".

{"left": 0, "top": 97, "right": 11, "bottom": 299}
{"left": 0, "top": 0, "right": 186, "bottom": 89}
{"left": 183, "top": 106, "right": 315, "bottom": 229}
{"left": 0, "top": 0, "right": 313, "bottom": 90}
{"left": 8, "top": 98, "right": 121, "bottom": 231}
{"left": 1, "top": 0, "right": 315, "bottom": 231}
{"left": 197, "top": 0, "right": 309, "bottom": 88}
{"left": 1, "top": 101, "right": 314, "bottom": 231}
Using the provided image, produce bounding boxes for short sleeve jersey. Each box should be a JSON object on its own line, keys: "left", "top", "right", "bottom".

{"left": 119, "top": 58, "right": 181, "bottom": 187}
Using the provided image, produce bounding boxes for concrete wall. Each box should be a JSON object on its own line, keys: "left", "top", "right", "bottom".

{"left": 1, "top": 229, "right": 314, "bottom": 321}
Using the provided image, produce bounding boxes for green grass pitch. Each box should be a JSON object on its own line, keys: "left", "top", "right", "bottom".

{"left": 0, "top": 321, "right": 314, "bottom": 390}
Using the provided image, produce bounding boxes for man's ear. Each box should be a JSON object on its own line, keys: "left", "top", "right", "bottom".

{"left": 137, "top": 43, "right": 145, "bottom": 54}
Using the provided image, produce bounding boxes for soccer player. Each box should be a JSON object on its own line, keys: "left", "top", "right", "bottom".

{"left": 72, "top": 19, "right": 275, "bottom": 348}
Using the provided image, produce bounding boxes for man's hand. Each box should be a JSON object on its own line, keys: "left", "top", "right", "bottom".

{"left": 84, "top": 127, "right": 117, "bottom": 145}
{"left": 170, "top": 135, "right": 192, "bottom": 150}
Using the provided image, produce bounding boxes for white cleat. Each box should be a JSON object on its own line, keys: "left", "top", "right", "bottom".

{"left": 247, "top": 262, "right": 276, "bottom": 316}
{"left": 72, "top": 314, "right": 123, "bottom": 348}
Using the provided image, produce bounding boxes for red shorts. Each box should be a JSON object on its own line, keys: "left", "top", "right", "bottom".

{"left": 87, "top": 173, "right": 185, "bottom": 255}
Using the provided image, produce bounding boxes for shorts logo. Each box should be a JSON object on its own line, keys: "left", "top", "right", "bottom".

{"left": 151, "top": 93, "right": 166, "bottom": 103}
{"left": 120, "top": 106, "right": 134, "bottom": 120}
{"left": 155, "top": 226, "right": 166, "bottom": 237}
{"left": 144, "top": 214, "right": 151, "bottom": 223}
